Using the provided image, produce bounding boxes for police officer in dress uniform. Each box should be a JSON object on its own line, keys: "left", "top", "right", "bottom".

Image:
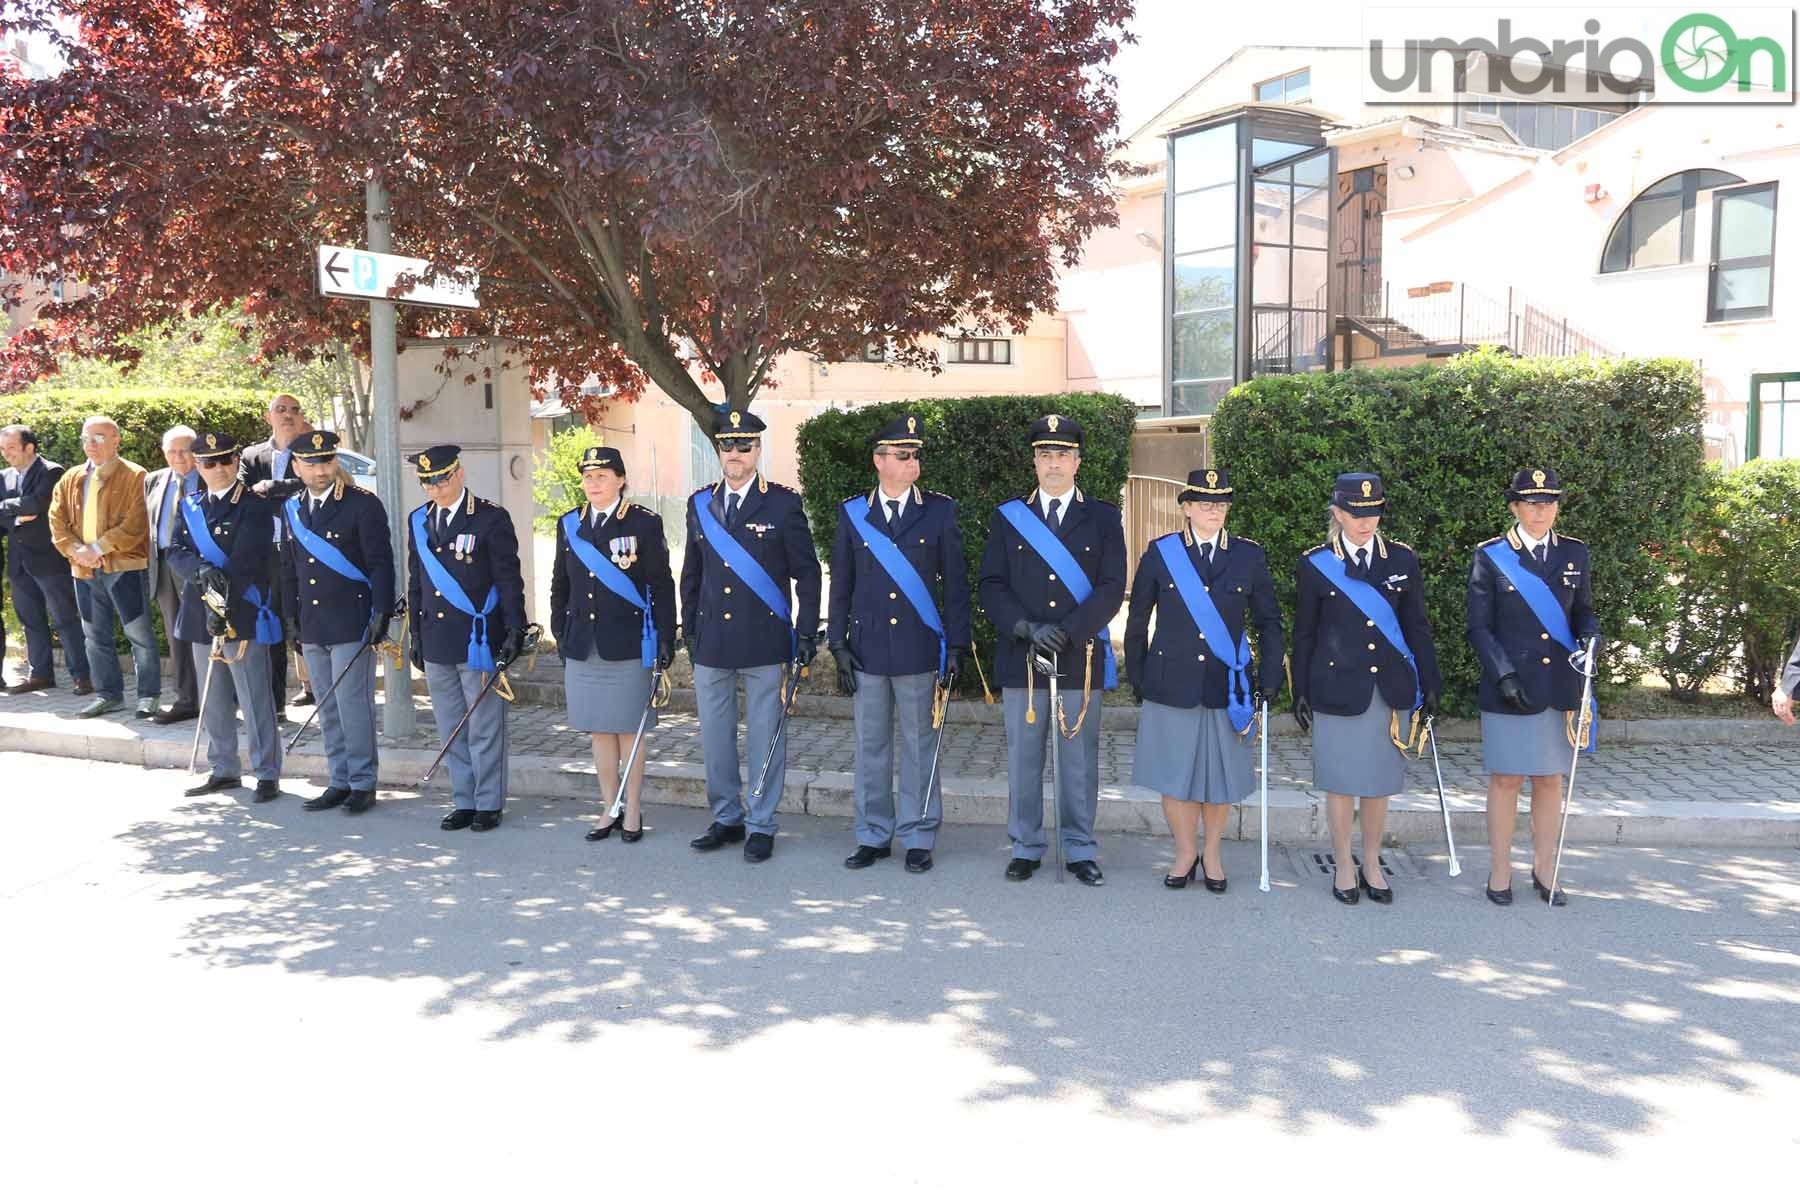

{"left": 550, "top": 445, "right": 676, "bottom": 843}
{"left": 1467, "top": 467, "right": 1599, "bottom": 907}
{"left": 681, "top": 408, "right": 822, "bottom": 864}
{"left": 280, "top": 430, "right": 397, "bottom": 816}
{"left": 827, "top": 413, "right": 973, "bottom": 874}
{"left": 1292, "top": 473, "right": 1441, "bottom": 906}
{"left": 405, "top": 445, "right": 529, "bottom": 833}
{"left": 1124, "top": 467, "right": 1284, "bottom": 892}
{"left": 978, "top": 414, "right": 1126, "bottom": 886}
{"left": 169, "top": 432, "right": 286, "bottom": 802}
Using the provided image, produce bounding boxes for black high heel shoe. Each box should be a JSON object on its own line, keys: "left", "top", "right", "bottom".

{"left": 1332, "top": 868, "right": 1361, "bottom": 905}
{"left": 1485, "top": 873, "right": 1514, "bottom": 906}
{"left": 1531, "top": 870, "right": 1568, "bottom": 906}
{"left": 1359, "top": 866, "right": 1393, "bottom": 904}
{"left": 621, "top": 820, "right": 644, "bottom": 843}
{"left": 1201, "top": 852, "right": 1227, "bottom": 894}
{"left": 1164, "top": 857, "right": 1199, "bottom": 889}
{"left": 584, "top": 815, "right": 621, "bottom": 842}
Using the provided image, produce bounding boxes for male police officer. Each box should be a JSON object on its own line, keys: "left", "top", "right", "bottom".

{"left": 407, "top": 445, "right": 529, "bottom": 832}
{"left": 681, "top": 408, "right": 821, "bottom": 863}
{"left": 281, "top": 430, "right": 396, "bottom": 815}
{"left": 978, "top": 414, "right": 1125, "bottom": 886}
{"left": 827, "top": 413, "right": 972, "bottom": 874}
{"left": 169, "top": 431, "right": 285, "bottom": 801}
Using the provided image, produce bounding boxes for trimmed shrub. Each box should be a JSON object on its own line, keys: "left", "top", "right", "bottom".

{"left": 4, "top": 386, "right": 270, "bottom": 472}
{"left": 1210, "top": 350, "right": 1707, "bottom": 712}
{"left": 531, "top": 424, "right": 603, "bottom": 533}
{"left": 795, "top": 393, "right": 1136, "bottom": 675}
{"left": 1657, "top": 458, "right": 1800, "bottom": 700}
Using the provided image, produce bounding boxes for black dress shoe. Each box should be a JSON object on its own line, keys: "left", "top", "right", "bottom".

{"left": 471, "top": 810, "right": 502, "bottom": 832}
{"left": 184, "top": 774, "right": 241, "bottom": 797}
{"left": 1531, "top": 870, "right": 1569, "bottom": 906}
{"left": 1486, "top": 875, "right": 1515, "bottom": 906}
{"left": 620, "top": 822, "right": 644, "bottom": 843}
{"left": 291, "top": 689, "right": 316, "bottom": 707}
{"left": 1005, "top": 857, "right": 1038, "bottom": 881}
{"left": 1359, "top": 867, "right": 1393, "bottom": 904}
{"left": 743, "top": 832, "right": 774, "bottom": 862}
{"left": 904, "top": 849, "right": 933, "bottom": 874}
{"left": 844, "top": 844, "right": 892, "bottom": 869}
{"left": 1069, "top": 860, "right": 1105, "bottom": 886}
{"left": 253, "top": 779, "right": 281, "bottom": 803}
{"left": 5, "top": 676, "right": 53, "bottom": 695}
{"left": 441, "top": 808, "right": 477, "bottom": 831}
{"left": 344, "top": 790, "right": 376, "bottom": 814}
{"left": 1332, "top": 871, "right": 1361, "bottom": 905}
{"left": 304, "top": 786, "right": 352, "bottom": 811}
{"left": 150, "top": 705, "right": 197, "bottom": 725}
{"left": 690, "top": 822, "right": 746, "bottom": 851}
{"left": 585, "top": 815, "right": 621, "bottom": 841}
{"left": 1164, "top": 858, "right": 1198, "bottom": 889}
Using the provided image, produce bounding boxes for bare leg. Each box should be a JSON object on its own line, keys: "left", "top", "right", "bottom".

{"left": 1527, "top": 773, "right": 1564, "bottom": 880}
{"left": 591, "top": 732, "right": 623, "bottom": 827}
{"left": 1327, "top": 792, "right": 1357, "bottom": 891}
{"left": 1359, "top": 796, "right": 1390, "bottom": 888}
{"left": 1486, "top": 773, "right": 1525, "bottom": 888}
{"left": 1162, "top": 796, "right": 1200, "bottom": 874}
{"left": 623, "top": 730, "right": 651, "bottom": 829}
{"left": 1200, "top": 802, "right": 1231, "bottom": 879}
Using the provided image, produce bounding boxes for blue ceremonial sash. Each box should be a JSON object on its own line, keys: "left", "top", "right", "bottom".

{"left": 997, "top": 499, "right": 1117, "bottom": 688}
{"left": 691, "top": 491, "right": 796, "bottom": 658}
{"left": 561, "top": 510, "right": 655, "bottom": 668}
{"left": 1154, "top": 534, "right": 1253, "bottom": 733}
{"left": 179, "top": 495, "right": 282, "bottom": 644}
{"left": 409, "top": 505, "right": 498, "bottom": 672}
{"left": 1482, "top": 540, "right": 1598, "bottom": 750}
{"left": 842, "top": 498, "right": 947, "bottom": 675}
{"left": 1305, "top": 547, "right": 1421, "bottom": 710}
{"left": 285, "top": 496, "right": 374, "bottom": 626}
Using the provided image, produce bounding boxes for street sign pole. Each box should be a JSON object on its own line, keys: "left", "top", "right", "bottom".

{"left": 366, "top": 175, "right": 415, "bottom": 738}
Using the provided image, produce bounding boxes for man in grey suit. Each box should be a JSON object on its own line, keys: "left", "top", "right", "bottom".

{"left": 0, "top": 425, "right": 91, "bottom": 695}
{"left": 144, "top": 425, "right": 203, "bottom": 723}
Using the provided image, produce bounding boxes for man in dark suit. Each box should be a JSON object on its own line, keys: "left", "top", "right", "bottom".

{"left": 680, "top": 407, "right": 822, "bottom": 863}
{"left": 978, "top": 413, "right": 1125, "bottom": 886}
{"left": 0, "top": 424, "right": 91, "bottom": 694}
{"left": 239, "top": 392, "right": 312, "bottom": 716}
{"left": 827, "top": 413, "right": 971, "bottom": 874}
{"left": 144, "top": 425, "right": 204, "bottom": 722}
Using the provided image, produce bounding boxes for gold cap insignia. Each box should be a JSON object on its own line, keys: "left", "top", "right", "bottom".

{"left": 1361, "top": 479, "right": 1373, "bottom": 498}
{"left": 1047, "top": 415, "right": 1060, "bottom": 433}
{"left": 419, "top": 454, "right": 431, "bottom": 470}
{"left": 729, "top": 410, "right": 742, "bottom": 429}
{"left": 1532, "top": 469, "right": 1546, "bottom": 487}
{"left": 1205, "top": 470, "right": 1218, "bottom": 487}
{"left": 205, "top": 434, "right": 217, "bottom": 449}
{"left": 906, "top": 416, "right": 916, "bottom": 435}
{"left": 312, "top": 433, "right": 324, "bottom": 449}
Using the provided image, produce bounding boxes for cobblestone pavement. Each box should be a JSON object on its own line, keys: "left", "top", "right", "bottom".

{"left": 5, "top": 676, "right": 1797, "bottom": 806}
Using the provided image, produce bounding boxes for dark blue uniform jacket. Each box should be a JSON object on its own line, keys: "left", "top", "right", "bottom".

{"left": 679, "top": 476, "right": 822, "bottom": 670}
{"left": 1466, "top": 528, "right": 1599, "bottom": 714}
{"left": 166, "top": 482, "right": 276, "bottom": 644}
{"left": 827, "top": 486, "right": 973, "bottom": 677}
{"left": 280, "top": 481, "right": 396, "bottom": 647}
{"left": 550, "top": 500, "right": 677, "bottom": 663}
{"left": 1125, "top": 529, "right": 1285, "bottom": 709}
{"left": 1292, "top": 530, "right": 1441, "bottom": 717}
{"left": 405, "top": 490, "right": 528, "bottom": 666}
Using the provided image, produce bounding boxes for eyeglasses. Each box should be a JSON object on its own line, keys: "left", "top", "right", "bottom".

{"left": 879, "top": 449, "right": 923, "bottom": 463}
{"left": 270, "top": 405, "right": 303, "bottom": 416}
{"left": 80, "top": 433, "right": 114, "bottom": 444}
{"left": 1188, "top": 501, "right": 1230, "bottom": 513}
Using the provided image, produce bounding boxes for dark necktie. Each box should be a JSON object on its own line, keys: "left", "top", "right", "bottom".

{"left": 437, "top": 508, "right": 450, "bottom": 539}
{"left": 1047, "top": 497, "right": 1062, "bottom": 530}
{"left": 1356, "top": 547, "right": 1369, "bottom": 573}
{"left": 1532, "top": 543, "right": 1546, "bottom": 566}
{"left": 886, "top": 499, "right": 900, "bottom": 528}
{"left": 1201, "top": 542, "right": 1214, "bottom": 565}
{"left": 725, "top": 492, "right": 740, "bottom": 528}
{"left": 593, "top": 508, "right": 607, "bottom": 535}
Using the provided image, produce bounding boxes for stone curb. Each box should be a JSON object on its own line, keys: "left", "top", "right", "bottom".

{"left": 3, "top": 713, "right": 1794, "bottom": 849}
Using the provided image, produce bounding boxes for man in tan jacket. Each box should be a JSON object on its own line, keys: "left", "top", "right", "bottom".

{"left": 47, "top": 415, "right": 162, "bottom": 718}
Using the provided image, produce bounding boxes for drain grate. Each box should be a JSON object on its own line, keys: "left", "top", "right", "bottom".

{"left": 1308, "top": 850, "right": 1420, "bottom": 878}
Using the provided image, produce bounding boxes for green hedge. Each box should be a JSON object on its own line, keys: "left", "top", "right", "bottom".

{"left": 1656, "top": 458, "right": 1800, "bottom": 700}
{"left": 5, "top": 386, "right": 271, "bottom": 473}
{"left": 531, "top": 424, "right": 603, "bottom": 533}
{"left": 795, "top": 393, "right": 1135, "bottom": 676}
{"left": 1210, "top": 350, "right": 1707, "bottom": 713}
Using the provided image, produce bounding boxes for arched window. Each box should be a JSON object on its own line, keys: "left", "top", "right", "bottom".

{"left": 1601, "top": 170, "right": 1743, "bottom": 273}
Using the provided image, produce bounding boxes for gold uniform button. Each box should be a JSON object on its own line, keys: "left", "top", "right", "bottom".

{"left": 308, "top": 557, "right": 316, "bottom": 565}
{"left": 587, "top": 592, "right": 594, "bottom": 600}
{"left": 1542, "top": 656, "right": 1552, "bottom": 664}
{"left": 889, "top": 617, "right": 898, "bottom": 625}
{"left": 1367, "top": 642, "right": 1377, "bottom": 651}
{"left": 311, "top": 600, "right": 319, "bottom": 606}
{"left": 1330, "top": 590, "right": 1337, "bottom": 597}
{"left": 1198, "top": 654, "right": 1206, "bottom": 662}
{"left": 434, "top": 590, "right": 441, "bottom": 597}
{"left": 1370, "top": 665, "right": 1379, "bottom": 673}
{"left": 889, "top": 592, "right": 897, "bottom": 600}
{"left": 1048, "top": 600, "right": 1057, "bottom": 608}
{"left": 589, "top": 613, "right": 597, "bottom": 620}
{"left": 1540, "top": 632, "right": 1550, "bottom": 640}
{"left": 724, "top": 586, "right": 733, "bottom": 595}
{"left": 1365, "top": 620, "right": 1375, "bottom": 628}
{"left": 309, "top": 578, "right": 317, "bottom": 585}
{"left": 1048, "top": 574, "right": 1057, "bottom": 582}
{"left": 436, "top": 611, "right": 445, "bottom": 618}
{"left": 724, "top": 613, "right": 733, "bottom": 621}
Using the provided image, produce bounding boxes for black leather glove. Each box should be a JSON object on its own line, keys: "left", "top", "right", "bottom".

{"left": 1421, "top": 691, "right": 1440, "bottom": 721}
{"left": 206, "top": 612, "right": 229, "bottom": 639}
{"left": 656, "top": 639, "right": 675, "bottom": 671}
{"left": 366, "top": 611, "right": 391, "bottom": 648}
{"left": 832, "top": 645, "right": 861, "bottom": 696}
{"left": 496, "top": 627, "right": 526, "bottom": 669}
{"left": 1293, "top": 695, "right": 1314, "bottom": 734}
{"left": 409, "top": 634, "right": 424, "bottom": 671}
{"left": 283, "top": 616, "right": 303, "bottom": 653}
{"left": 1260, "top": 677, "right": 1284, "bottom": 707}
{"left": 1497, "top": 673, "right": 1532, "bottom": 713}
{"left": 198, "top": 566, "right": 230, "bottom": 597}
{"left": 946, "top": 645, "right": 969, "bottom": 690}
{"left": 1012, "top": 620, "right": 1070, "bottom": 657}
{"left": 796, "top": 632, "right": 819, "bottom": 665}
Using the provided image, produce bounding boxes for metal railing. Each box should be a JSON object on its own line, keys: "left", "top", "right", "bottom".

{"left": 1344, "top": 279, "right": 1618, "bottom": 359}
{"left": 1123, "top": 473, "right": 1189, "bottom": 588}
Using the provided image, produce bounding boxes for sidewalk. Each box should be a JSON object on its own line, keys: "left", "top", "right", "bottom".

{"left": 3, "top": 674, "right": 1796, "bottom": 848}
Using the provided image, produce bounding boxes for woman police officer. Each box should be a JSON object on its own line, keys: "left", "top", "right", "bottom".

{"left": 1291, "top": 473, "right": 1441, "bottom": 905}
{"left": 1467, "top": 467, "right": 1599, "bottom": 906}
{"left": 550, "top": 445, "right": 677, "bottom": 842}
{"left": 1125, "top": 467, "right": 1284, "bottom": 891}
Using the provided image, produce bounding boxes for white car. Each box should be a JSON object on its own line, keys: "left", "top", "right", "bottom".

{"left": 336, "top": 447, "right": 378, "bottom": 495}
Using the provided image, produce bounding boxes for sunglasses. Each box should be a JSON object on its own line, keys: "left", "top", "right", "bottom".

{"left": 880, "top": 449, "right": 923, "bottom": 463}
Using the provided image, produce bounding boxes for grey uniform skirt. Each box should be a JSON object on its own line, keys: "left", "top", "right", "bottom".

{"left": 1481, "top": 709, "right": 1571, "bottom": 776}
{"left": 564, "top": 653, "right": 656, "bottom": 734}
{"left": 1311, "top": 699, "right": 1407, "bottom": 797}
{"left": 1133, "top": 700, "right": 1255, "bottom": 804}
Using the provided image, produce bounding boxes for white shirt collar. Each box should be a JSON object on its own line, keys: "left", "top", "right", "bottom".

{"left": 1039, "top": 484, "right": 1074, "bottom": 518}
{"left": 439, "top": 489, "right": 467, "bottom": 519}
{"left": 1190, "top": 527, "right": 1219, "bottom": 553}
{"left": 208, "top": 486, "right": 233, "bottom": 501}
{"left": 1343, "top": 532, "right": 1374, "bottom": 559}
{"left": 877, "top": 486, "right": 909, "bottom": 517}
{"left": 591, "top": 496, "right": 622, "bottom": 525}
{"left": 724, "top": 477, "right": 754, "bottom": 503}
{"left": 1516, "top": 524, "right": 1549, "bottom": 553}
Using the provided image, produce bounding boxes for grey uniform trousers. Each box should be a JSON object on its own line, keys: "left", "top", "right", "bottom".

{"left": 693, "top": 662, "right": 786, "bottom": 836}
{"left": 301, "top": 641, "right": 378, "bottom": 791}
{"left": 191, "top": 640, "right": 281, "bottom": 783}
{"left": 424, "top": 660, "right": 510, "bottom": 812}
{"left": 853, "top": 670, "right": 941, "bottom": 850}
{"left": 1003, "top": 686, "right": 1102, "bottom": 863}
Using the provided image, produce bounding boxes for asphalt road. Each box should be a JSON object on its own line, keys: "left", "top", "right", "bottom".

{"left": 4, "top": 751, "right": 1797, "bottom": 1194}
